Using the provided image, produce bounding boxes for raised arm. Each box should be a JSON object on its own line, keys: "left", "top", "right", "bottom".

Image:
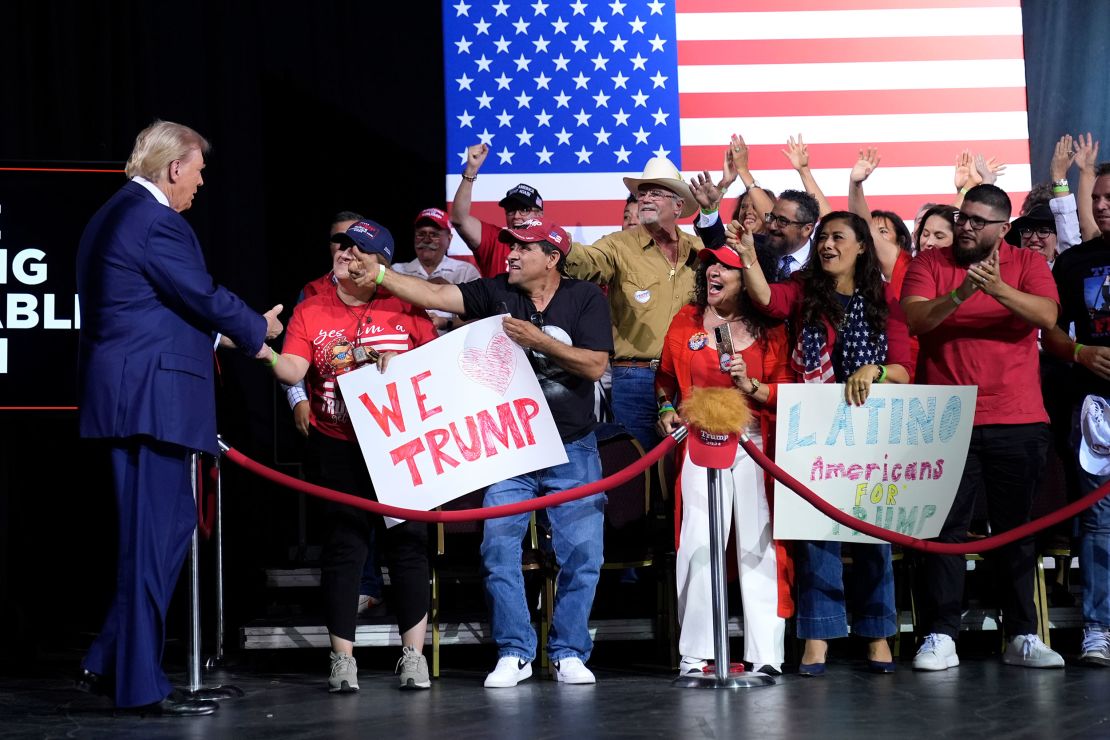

{"left": 450, "top": 143, "right": 490, "bottom": 251}
{"left": 847, "top": 147, "right": 900, "bottom": 280}
{"left": 729, "top": 134, "right": 775, "bottom": 217}
{"left": 725, "top": 219, "right": 771, "bottom": 307}
{"left": 1075, "top": 133, "right": 1102, "bottom": 241}
{"left": 782, "top": 134, "right": 832, "bottom": 217}
{"left": 1048, "top": 134, "right": 1083, "bottom": 252}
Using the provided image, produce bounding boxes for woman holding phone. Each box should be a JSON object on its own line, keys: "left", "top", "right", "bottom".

{"left": 656, "top": 246, "right": 794, "bottom": 677}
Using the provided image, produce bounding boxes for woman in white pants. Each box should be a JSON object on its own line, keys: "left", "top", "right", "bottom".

{"left": 657, "top": 246, "right": 794, "bottom": 676}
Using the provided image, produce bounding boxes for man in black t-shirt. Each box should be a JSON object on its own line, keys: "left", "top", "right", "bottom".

{"left": 351, "top": 218, "right": 613, "bottom": 688}
{"left": 1044, "top": 163, "right": 1110, "bottom": 667}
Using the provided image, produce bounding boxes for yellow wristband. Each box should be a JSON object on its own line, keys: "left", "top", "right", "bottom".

{"left": 267, "top": 347, "right": 279, "bottom": 368}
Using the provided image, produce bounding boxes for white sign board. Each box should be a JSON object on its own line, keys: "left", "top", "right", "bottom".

{"left": 772, "top": 384, "right": 977, "bottom": 543}
{"left": 336, "top": 316, "right": 568, "bottom": 524}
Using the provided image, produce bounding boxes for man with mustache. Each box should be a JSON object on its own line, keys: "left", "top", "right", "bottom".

{"left": 902, "top": 183, "right": 1064, "bottom": 671}
{"left": 393, "top": 208, "right": 479, "bottom": 334}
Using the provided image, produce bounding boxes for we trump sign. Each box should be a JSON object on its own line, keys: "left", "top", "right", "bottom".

{"left": 336, "top": 316, "right": 567, "bottom": 522}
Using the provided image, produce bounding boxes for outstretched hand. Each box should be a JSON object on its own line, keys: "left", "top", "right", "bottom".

{"left": 689, "top": 170, "right": 724, "bottom": 210}
{"left": 782, "top": 133, "right": 809, "bottom": 170}
{"left": 1075, "top": 132, "right": 1101, "bottom": 174}
{"left": 263, "top": 304, "right": 284, "bottom": 339}
{"left": 850, "top": 147, "right": 880, "bottom": 184}
{"left": 974, "top": 154, "right": 1006, "bottom": 185}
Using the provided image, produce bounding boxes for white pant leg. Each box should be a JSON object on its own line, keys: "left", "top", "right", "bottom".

{"left": 731, "top": 434, "right": 785, "bottom": 670}
{"left": 675, "top": 438, "right": 784, "bottom": 667}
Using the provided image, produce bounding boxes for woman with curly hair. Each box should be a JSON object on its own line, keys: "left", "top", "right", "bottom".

{"left": 655, "top": 245, "right": 794, "bottom": 677}
{"left": 729, "top": 210, "right": 912, "bottom": 675}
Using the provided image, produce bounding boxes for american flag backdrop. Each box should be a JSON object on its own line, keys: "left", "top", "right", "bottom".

{"left": 443, "top": 0, "right": 1030, "bottom": 245}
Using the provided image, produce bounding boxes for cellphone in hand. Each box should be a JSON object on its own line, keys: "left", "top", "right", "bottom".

{"left": 713, "top": 324, "right": 734, "bottom": 373}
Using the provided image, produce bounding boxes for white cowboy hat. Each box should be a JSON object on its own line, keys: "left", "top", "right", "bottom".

{"left": 623, "top": 156, "right": 699, "bottom": 218}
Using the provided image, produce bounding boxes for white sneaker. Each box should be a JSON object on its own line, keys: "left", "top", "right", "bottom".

{"left": 484, "top": 656, "right": 533, "bottom": 688}
{"left": 328, "top": 651, "right": 359, "bottom": 693}
{"left": 913, "top": 633, "right": 959, "bottom": 671}
{"left": 1080, "top": 626, "right": 1110, "bottom": 667}
{"left": 1002, "top": 634, "right": 1065, "bottom": 668}
{"left": 552, "top": 656, "right": 596, "bottom": 684}
{"left": 678, "top": 656, "right": 708, "bottom": 676}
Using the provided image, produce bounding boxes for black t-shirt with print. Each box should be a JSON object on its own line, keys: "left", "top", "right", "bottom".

{"left": 1053, "top": 236, "right": 1110, "bottom": 401}
{"left": 458, "top": 274, "right": 613, "bottom": 442}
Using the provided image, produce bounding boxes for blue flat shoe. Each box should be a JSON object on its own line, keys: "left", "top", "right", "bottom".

{"left": 868, "top": 659, "right": 896, "bottom": 674}
{"left": 798, "top": 661, "right": 826, "bottom": 677}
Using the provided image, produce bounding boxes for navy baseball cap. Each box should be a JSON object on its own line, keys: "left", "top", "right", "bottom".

{"left": 332, "top": 219, "right": 395, "bottom": 261}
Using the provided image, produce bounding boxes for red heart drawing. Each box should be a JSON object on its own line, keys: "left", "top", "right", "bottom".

{"left": 458, "top": 332, "right": 517, "bottom": 396}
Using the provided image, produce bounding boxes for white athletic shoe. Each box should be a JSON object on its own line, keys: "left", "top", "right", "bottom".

{"left": 484, "top": 656, "right": 533, "bottom": 688}
{"left": 552, "top": 656, "right": 596, "bottom": 684}
{"left": 1002, "top": 634, "right": 1065, "bottom": 669}
{"left": 913, "top": 633, "right": 959, "bottom": 671}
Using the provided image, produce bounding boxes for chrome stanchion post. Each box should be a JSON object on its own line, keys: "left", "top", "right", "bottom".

{"left": 674, "top": 431, "right": 774, "bottom": 689}
{"left": 188, "top": 452, "right": 202, "bottom": 693}
{"left": 187, "top": 439, "right": 244, "bottom": 700}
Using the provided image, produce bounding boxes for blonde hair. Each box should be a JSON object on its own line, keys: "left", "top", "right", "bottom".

{"left": 124, "top": 120, "right": 210, "bottom": 181}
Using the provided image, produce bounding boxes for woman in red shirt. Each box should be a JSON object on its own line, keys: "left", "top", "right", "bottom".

{"left": 731, "top": 210, "right": 911, "bottom": 676}
{"left": 269, "top": 224, "right": 438, "bottom": 692}
{"left": 656, "top": 246, "right": 794, "bottom": 677}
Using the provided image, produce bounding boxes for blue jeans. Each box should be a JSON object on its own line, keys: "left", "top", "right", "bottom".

{"left": 610, "top": 365, "right": 660, "bottom": 453}
{"left": 796, "top": 541, "right": 896, "bottom": 640}
{"left": 1079, "top": 466, "right": 1110, "bottom": 629}
{"left": 481, "top": 433, "right": 605, "bottom": 662}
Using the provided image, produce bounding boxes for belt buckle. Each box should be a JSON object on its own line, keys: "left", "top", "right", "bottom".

{"left": 649, "top": 358, "right": 660, "bottom": 371}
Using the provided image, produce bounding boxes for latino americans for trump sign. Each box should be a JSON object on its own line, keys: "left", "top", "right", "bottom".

{"left": 772, "top": 384, "right": 976, "bottom": 544}
{"left": 336, "top": 316, "right": 567, "bottom": 522}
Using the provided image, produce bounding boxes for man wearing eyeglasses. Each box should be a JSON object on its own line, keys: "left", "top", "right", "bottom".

{"left": 902, "top": 183, "right": 1064, "bottom": 671}
{"left": 1043, "top": 162, "right": 1110, "bottom": 667}
{"left": 558, "top": 156, "right": 702, "bottom": 451}
{"left": 348, "top": 218, "right": 612, "bottom": 688}
{"left": 451, "top": 142, "right": 545, "bottom": 278}
{"left": 762, "top": 190, "right": 819, "bottom": 281}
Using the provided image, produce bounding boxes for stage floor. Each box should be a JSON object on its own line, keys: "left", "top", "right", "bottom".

{"left": 4, "top": 645, "right": 1110, "bottom": 740}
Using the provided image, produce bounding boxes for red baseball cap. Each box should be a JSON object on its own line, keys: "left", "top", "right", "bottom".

{"left": 686, "top": 426, "right": 740, "bottom": 469}
{"left": 498, "top": 218, "right": 571, "bottom": 256}
{"left": 698, "top": 245, "right": 745, "bottom": 270}
{"left": 414, "top": 207, "right": 450, "bottom": 231}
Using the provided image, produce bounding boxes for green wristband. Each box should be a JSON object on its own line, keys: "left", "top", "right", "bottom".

{"left": 1075, "top": 343, "right": 1086, "bottom": 362}
{"left": 875, "top": 364, "right": 887, "bottom": 383}
{"left": 268, "top": 348, "right": 279, "bottom": 368}
{"left": 375, "top": 264, "right": 387, "bottom": 285}
{"left": 657, "top": 403, "right": 675, "bottom": 417}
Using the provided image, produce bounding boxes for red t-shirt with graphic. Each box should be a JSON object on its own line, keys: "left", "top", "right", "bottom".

{"left": 283, "top": 288, "right": 437, "bottom": 441}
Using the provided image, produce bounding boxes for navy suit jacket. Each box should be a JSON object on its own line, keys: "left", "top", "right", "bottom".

{"left": 76, "top": 180, "right": 266, "bottom": 455}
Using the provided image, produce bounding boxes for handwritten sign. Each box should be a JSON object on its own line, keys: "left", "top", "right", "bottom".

{"left": 336, "top": 316, "right": 568, "bottom": 524}
{"left": 772, "top": 384, "right": 976, "bottom": 543}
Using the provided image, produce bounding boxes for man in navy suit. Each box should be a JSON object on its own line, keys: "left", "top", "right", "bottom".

{"left": 75, "top": 120, "right": 283, "bottom": 716}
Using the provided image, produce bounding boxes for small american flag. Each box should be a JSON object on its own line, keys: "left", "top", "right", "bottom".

{"left": 443, "top": 0, "right": 1030, "bottom": 243}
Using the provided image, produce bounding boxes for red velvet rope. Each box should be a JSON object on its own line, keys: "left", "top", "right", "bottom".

{"left": 739, "top": 436, "right": 1110, "bottom": 555}
{"left": 221, "top": 434, "right": 676, "bottom": 523}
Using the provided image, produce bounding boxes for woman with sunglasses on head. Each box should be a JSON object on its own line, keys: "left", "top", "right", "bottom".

{"left": 656, "top": 245, "right": 794, "bottom": 677}
{"left": 727, "top": 210, "right": 912, "bottom": 675}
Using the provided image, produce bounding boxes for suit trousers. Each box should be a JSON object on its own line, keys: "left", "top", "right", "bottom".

{"left": 83, "top": 437, "right": 197, "bottom": 708}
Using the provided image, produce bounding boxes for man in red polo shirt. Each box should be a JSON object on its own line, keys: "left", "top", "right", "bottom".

{"left": 902, "top": 183, "right": 1064, "bottom": 671}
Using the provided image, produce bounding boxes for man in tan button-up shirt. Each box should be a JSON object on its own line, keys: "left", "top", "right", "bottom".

{"left": 564, "top": 157, "right": 704, "bottom": 450}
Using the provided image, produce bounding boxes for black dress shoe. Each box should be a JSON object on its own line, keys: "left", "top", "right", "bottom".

{"left": 121, "top": 690, "right": 218, "bottom": 717}
{"left": 75, "top": 668, "right": 111, "bottom": 697}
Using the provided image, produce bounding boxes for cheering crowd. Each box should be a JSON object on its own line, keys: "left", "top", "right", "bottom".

{"left": 74, "top": 121, "right": 1110, "bottom": 716}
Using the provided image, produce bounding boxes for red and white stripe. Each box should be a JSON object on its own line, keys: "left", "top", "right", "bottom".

{"left": 447, "top": 0, "right": 1029, "bottom": 249}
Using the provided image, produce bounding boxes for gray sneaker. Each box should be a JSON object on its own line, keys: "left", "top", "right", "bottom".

{"left": 396, "top": 646, "right": 431, "bottom": 690}
{"left": 329, "top": 651, "right": 359, "bottom": 693}
{"left": 1080, "top": 627, "right": 1110, "bottom": 667}
{"left": 1002, "top": 634, "right": 1064, "bottom": 668}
